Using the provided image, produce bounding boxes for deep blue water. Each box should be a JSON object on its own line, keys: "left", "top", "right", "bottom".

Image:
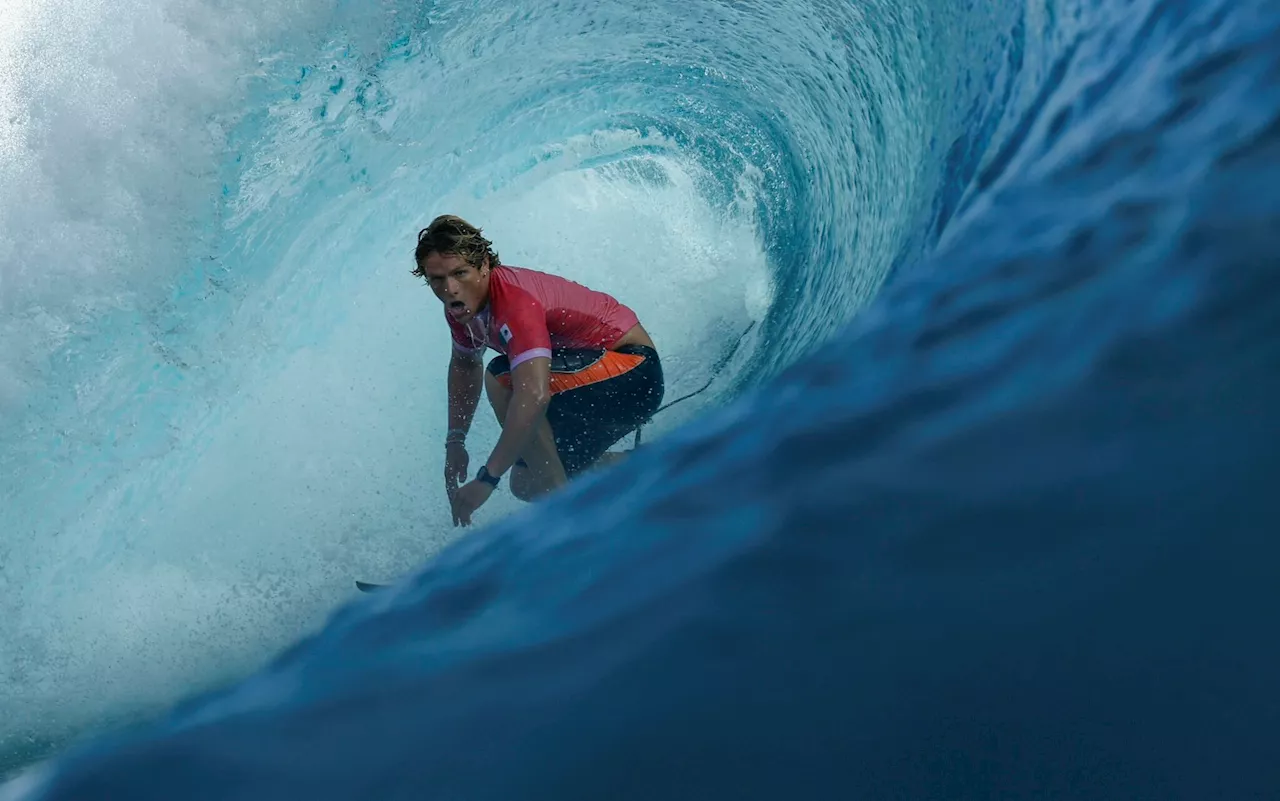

{"left": 2, "top": 0, "right": 1279, "bottom": 797}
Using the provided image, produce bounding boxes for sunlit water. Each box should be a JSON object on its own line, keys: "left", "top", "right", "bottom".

{"left": 2, "top": 0, "right": 1278, "bottom": 796}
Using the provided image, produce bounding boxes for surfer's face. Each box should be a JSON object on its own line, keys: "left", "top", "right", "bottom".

{"left": 420, "top": 252, "right": 490, "bottom": 324}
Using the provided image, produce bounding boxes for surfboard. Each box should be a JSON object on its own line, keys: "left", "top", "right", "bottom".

{"left": 355, "top": 580, "right": 387, "bottom": 593}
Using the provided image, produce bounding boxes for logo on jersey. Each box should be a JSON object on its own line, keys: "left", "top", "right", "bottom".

{"left": 498, "top": 323, "right": 513, "bottom": 344}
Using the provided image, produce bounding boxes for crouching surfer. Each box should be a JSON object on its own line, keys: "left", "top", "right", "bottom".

{"left": 412, "top": 214, "right": 664, "bottom": 526}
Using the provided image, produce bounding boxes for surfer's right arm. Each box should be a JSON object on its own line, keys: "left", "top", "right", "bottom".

{"left": 444, "top": 350, "right": 484, "bottom": 498}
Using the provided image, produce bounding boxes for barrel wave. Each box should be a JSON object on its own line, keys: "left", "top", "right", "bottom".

{"left": 2, "top": 0, "right": 1278, "bottom": 797}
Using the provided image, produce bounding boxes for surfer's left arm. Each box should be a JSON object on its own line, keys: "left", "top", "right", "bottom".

{"left": 450, "top": 355, "right": 551, "bottom": 526}
{"left": 451, "top": 300, "right": 553, "bottom": 525}
{"left": 484, "top": 356, "right": 552, "bottom": 478}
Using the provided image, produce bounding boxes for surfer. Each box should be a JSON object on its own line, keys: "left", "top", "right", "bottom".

{"left": 413, "top": 214, "right": 664, "bottom": 526}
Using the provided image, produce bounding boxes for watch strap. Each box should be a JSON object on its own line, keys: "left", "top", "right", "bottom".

{"left": 476, "top": 465, "right": 500, "bottom": 487}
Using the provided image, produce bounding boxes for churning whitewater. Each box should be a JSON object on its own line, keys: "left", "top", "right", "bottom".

{"left": 3, "top": 0, "right": 1279, "bottom": 797}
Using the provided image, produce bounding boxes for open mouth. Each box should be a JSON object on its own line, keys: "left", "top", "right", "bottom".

{"left": 448, "top": 300, "right": 468, "bottom": 316}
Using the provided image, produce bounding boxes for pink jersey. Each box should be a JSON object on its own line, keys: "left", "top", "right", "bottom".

{"left": 446, "top": 265, "right": 640, "bottom": 369}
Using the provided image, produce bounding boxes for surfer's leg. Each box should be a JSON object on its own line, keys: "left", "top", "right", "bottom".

{"left": 483, "top": 361, "right": 568, "bottom": 501}
{"left": 543, "top": 345, "right": 665, "bottom": 476}
{"left": 509, "top": 426, "right": 566, "bottom": 501}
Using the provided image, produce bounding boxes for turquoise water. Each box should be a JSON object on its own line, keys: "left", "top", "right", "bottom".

{"left": 2, "top": 0, "right": 1278, "bottom": 795}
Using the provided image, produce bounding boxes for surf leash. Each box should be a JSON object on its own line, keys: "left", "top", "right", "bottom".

{"left": 633, "top": 320, "right": 757, "bottom": 448}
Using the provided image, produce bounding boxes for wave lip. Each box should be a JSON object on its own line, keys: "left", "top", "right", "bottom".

{"left": 1, "top": 0, "right": 946, "bottom": 770}
{"left": 7, "top": 0, "right": 1280, "bottom": 795}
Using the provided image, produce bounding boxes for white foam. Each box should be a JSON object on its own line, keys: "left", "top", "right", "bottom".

{"left": 0, "top": 0, "right": 342, "bottom": 757}
{"left": 0, "top": 0, "right": 335, "bottom": 414}
{"left": 1, "top": 129, "right": 772, "bottom": 758}
{"left": 0, "top": 1, "right": 776, "bottom": 764}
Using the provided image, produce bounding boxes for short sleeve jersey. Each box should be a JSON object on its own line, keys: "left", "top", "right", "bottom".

{"left": 446, "top": 265, "right": 640, "bottom": 369}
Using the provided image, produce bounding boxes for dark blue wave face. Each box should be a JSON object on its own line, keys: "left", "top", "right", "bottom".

{"left": 4, "top": 0, "right": 1280, "bottom": 797}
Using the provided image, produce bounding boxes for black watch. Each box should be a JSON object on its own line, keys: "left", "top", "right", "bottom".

{"left": 476, "top": 465, "right": 501, "bottom": 488}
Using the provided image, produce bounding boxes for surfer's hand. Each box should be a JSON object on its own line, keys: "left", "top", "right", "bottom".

{"left": 445, "top": 441, "right": 469, "bottom": 501}
{"left": 451, "top": 479, "right": 493, "bottom": 527}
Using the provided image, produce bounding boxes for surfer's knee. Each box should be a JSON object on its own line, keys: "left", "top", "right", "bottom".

{"left": 483, "top": 355, "right": 512, "bottom": 399}
{"left": 483, "top": 366, "right": 508, "bottom": 399}
{"left": 483, "top": 365, "right": 512, "bottom": 423}
{"left": 510, "top": 464, "right": 541, "bottom": 502}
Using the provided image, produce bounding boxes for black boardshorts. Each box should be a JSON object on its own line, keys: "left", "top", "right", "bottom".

{"left": 487, "top": 344, "right": 664, "bottom": 477}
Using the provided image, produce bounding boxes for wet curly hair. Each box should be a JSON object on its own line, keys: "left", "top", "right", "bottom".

{"left": 411, "top": 215, "right": 501, "bottom": 279}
